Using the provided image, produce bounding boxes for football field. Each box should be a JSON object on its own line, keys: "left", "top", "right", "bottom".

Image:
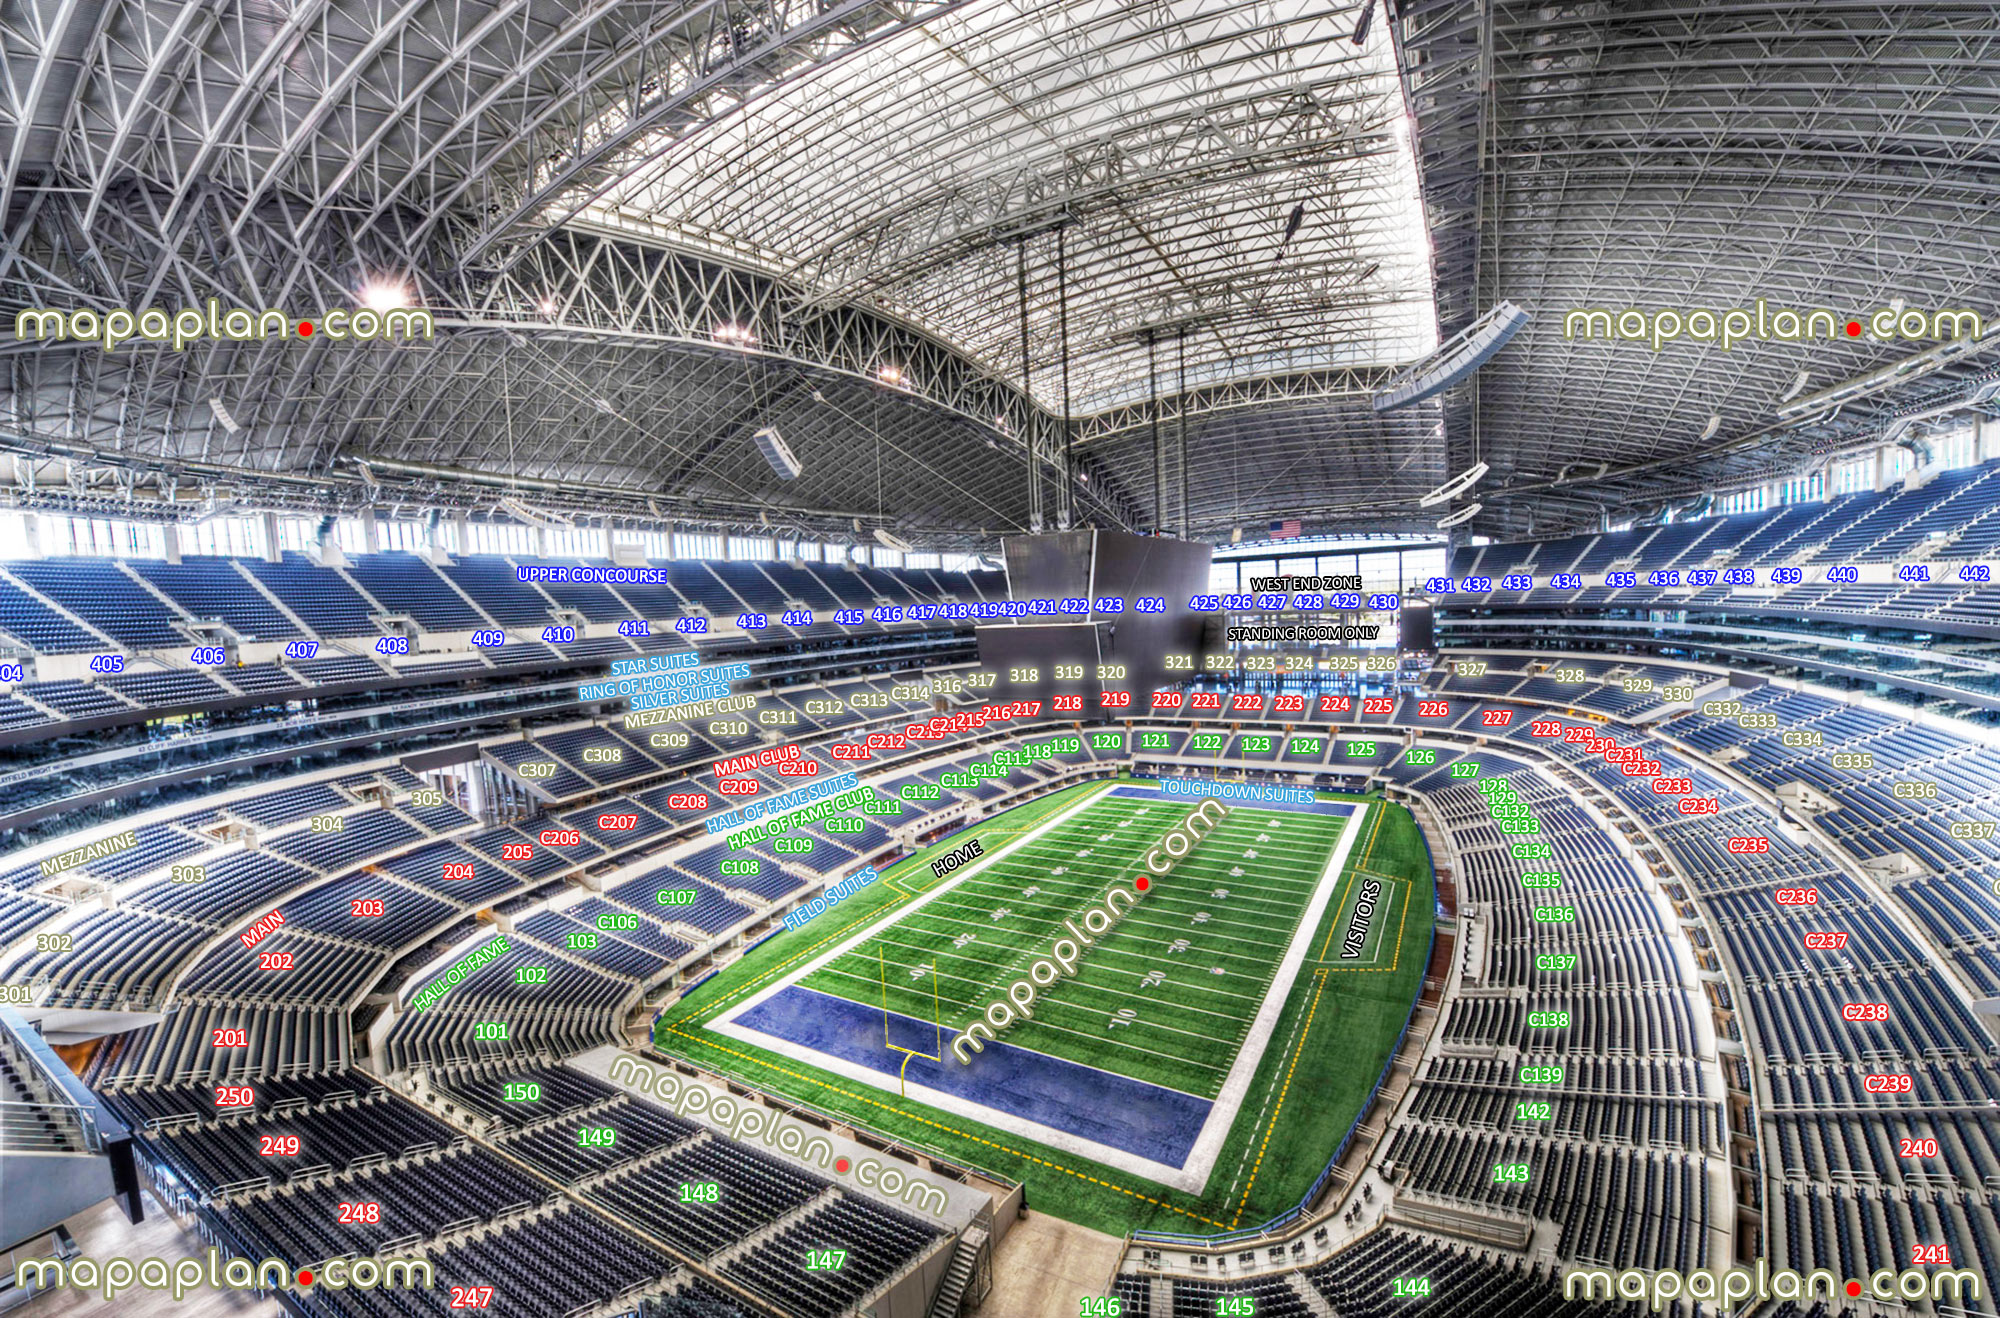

{"left": 656, "top": 776, "right": 1432, "bottom": 1235}
{"left": 797, "top": 789, "right": 1359, "bottom": 1098}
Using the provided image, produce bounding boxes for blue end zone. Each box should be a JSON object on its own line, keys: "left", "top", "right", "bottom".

{"left": 734, "top": 985, "right": 1212, "bottom": 1166}
{"left": 1114, "top": 781, "right": 1357, "bottom": 817}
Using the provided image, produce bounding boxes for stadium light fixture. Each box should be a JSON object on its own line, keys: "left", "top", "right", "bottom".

{"left": 191, "top": 494, "right": 240, "bottom": 525}
{"left": 1778, "top": 327, "right": 2000, "bottom": 420}
{"left": 1351, "top": 0, "right": 1375, "bottom": 44}
{"left": 1373, "top": 302, "right": 1530, "bottom": 411}
{"left": 1881, "top": 379, "right": 2000, "bottom": 443}
{"left": 1419, "top": 461, "right": 1489, "bottom": 508}
{"left": 877, "top": 364, "right": 905, "bottom": 387}
{"left": 359, "top": 279, "right": 411, "bottom": 312}
{"left": 499, "top": 496, "right": 574, "bottom": 528}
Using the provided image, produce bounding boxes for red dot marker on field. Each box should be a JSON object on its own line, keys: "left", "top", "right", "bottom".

{"left": 298, "top": 322, "right": 313, "bottom": 336}
{"left": 297, "top": 1269, "right": 314, "bottom": 1287}
{"left": 1847, "top": 1281, "right": 1862, "bottom": 1297}
{"left": 1846, "top": 320, "right": 1862, "bottom": 337}
{"left": 1135, "top": 876, "right": 1150, "bottom": 892}
{"left": 835, "top": 1157, "right": 851, "bottom": 1174}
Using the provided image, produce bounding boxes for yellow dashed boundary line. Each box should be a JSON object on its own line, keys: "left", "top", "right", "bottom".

{"left": 662, "top": 784, "right": 1423, "bottom": 1233}
{"left": 1234, "top": 804, "right": 1427, "bottom": 1221}
{"left": 1317, "top": 879, "right": 1408, "bottom": 973}
{"left": 1316, "top": 806, "right": 1425, "bottom": 973}
{"left": 1356, "top": 804, "right": 1385, "bottom": 871}
{"left": 1308, "top": 805, "right": 1387, "bottom": 960}
{"left": 1231, "top": 967, "right": 1329, "bottom": 1227}
{"left": 658, "top": 785, "right": 1235, "bottom": 1230}
{"left": 1307, "top": 811, "right": 1371, "bottom": 963}
{"left": 1314, "top": 863, "right": 1359, "bottom": 962}
{"left": 1387, "top": 881, "right": 1408, "bottom": 972}
{"left": 697, "top": 895, "right": 916, "bottom": 1015}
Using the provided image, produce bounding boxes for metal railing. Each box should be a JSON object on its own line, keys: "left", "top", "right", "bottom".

{"left": 0, "top": 1096, "right": 100, "bottom": 1153}
{"left": 637, "top": 1045, "right": 1019, "bottom": 1193}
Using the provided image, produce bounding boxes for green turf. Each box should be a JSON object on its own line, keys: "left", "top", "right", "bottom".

{"left": 801, "top": 791, "right": 1350, "bottom": 1097}
{"left": 655, "top": 776, "right": 1435, "bottom": 1238}
{"left": 1326, "top": 869, "right": 1401, "bottom": 966}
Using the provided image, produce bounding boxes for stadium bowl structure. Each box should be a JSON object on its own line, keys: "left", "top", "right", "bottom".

{"left": 4, "top": 3, "right": 2000, "bottom": 1317}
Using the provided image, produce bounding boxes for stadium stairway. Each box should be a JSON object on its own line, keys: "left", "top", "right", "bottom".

{"left": 8, "top": 602, "right": 2000, "bottom": 1314}
{"left": 924, "top": 1225, "right": 987, "bottom": 1318}
{"left": 0, "top": 1009, "right": 145, "bottom": 1254}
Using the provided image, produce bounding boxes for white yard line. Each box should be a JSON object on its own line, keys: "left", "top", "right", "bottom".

{"left": 711, "top": 997, "right": 1214, "bottom": 1185}
{"left": 712, "top": 780, "right": 1115, "bottom": 1029}
{"left": 709, "top": 781, "right": 1371, "bottom": 1194}
{"left": 896, "top": 896, "right": 1295, "bottom": 945}
{"left": 1172, "top": 799, "right": 1371, "bottom": 1193}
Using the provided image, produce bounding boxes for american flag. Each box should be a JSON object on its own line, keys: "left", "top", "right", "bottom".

{"left": 1269, "top": 518, "right": 1301, "bottom": 539}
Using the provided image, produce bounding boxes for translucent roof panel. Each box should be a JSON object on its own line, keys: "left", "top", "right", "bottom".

{"left": 543, "top": 0, "right": 1438, "bottom": 411}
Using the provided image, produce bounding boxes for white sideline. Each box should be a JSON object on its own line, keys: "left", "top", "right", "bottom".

{"left": 709, "top": 784, "right": 1370, "bottom": 1193}
{"left": 1176, "top": 800, "right": 1370, "bottom": 1191}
